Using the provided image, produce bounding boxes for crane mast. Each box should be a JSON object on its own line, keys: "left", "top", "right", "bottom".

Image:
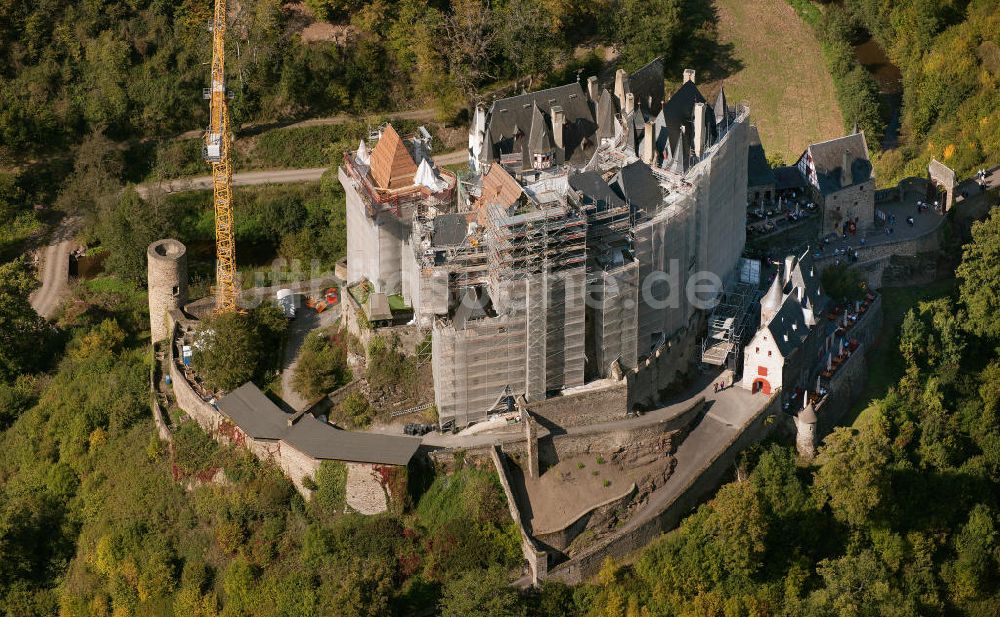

{"left": 204, "top": 0, "right": 238, "bottom": 313}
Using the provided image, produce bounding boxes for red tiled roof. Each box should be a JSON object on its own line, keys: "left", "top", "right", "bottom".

{"left": 370, "top": 124, "right": 417, "bottom": 190}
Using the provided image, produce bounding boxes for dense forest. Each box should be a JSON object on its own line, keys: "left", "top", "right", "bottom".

{"left": 0, "top": 0, "right": 718, "bottom": 162}
{"left": 836, "top": 0, "right": 1000, "bottom": 183}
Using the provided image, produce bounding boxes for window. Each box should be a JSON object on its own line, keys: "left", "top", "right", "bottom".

{"left": 768, "top": 350, "right": 772, "bottom": 357}
{"left": 758, "top": 366, "right": 768, "bottom": 376}
{"left": 755, "top": 347, "right": 759, "bottom": 353}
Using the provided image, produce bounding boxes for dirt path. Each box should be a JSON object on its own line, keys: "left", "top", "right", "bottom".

{"left": 138, "top": 148, "right": 467, "bottom": 197}
{"left": 174, "top": 108, "right": 439, "bottom": 141}
{"left": 279, "top": 301, "right": 342, "bottom": 412}
{"left": 29, "top": 218, "right": 78, "bottom": 319}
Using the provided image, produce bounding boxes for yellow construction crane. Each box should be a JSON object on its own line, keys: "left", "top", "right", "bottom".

{"left": 203, "top": 0, "right": 238, "bottom": 313}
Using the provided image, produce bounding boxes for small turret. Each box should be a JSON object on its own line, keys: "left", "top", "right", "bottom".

{"left": 761, "top": 273, "right": 783, "bottom": 325}
{"left": 796, "top": 400, "right": 818, "bottom": 460}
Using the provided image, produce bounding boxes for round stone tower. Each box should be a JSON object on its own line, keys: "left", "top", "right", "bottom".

{"left": 147, "top": 239, "right": 188, "bottom": 343}
{"left": 796, "top": 401, "right": 818, "bottom": 460}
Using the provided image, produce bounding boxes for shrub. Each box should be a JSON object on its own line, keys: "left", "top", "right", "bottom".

{"left": 291, "top": 330, "right": 352, "bottom": 402}
{"left": 333, "top": 391, "right": 373, "bottom": 429}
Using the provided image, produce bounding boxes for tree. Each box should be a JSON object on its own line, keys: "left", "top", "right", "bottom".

{"left": 821, "top": 262, "right": 866, "bottom": 302}
{"left": 439, "top": 566, "right": 525, "bottom": 617}
{"left": 612, "top": 0, "right": 682, "bottom": 70}
{"left": 191, "top": 306, "right": 287, "bottom": 392}
{"left": 0, "top": 258, "right": 53, "bottom": 382}
{"left": 333, "top": 391, "right": 373, "bottom": 429}
{"left": 96, "top": 187, "right": 168, "bottom": 283}
{"left": 812, "top": 425, "right": 891, "bottom": 527}
{"left": 957, "top": 206, "right": 1000, "bottom": 339}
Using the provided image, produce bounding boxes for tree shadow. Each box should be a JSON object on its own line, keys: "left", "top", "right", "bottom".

{"left": 664, "top": 1, "right": 744, "bottom": 84}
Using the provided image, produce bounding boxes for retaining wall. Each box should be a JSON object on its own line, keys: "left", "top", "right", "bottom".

{"left": 528, "top": 380, "right": 629, "bottom": 427}
{"left": 491, "top": 446, "right": 549, "bottom": 585}
{"left": 534, "top": 483, "right": 637, "bottom": 552}
{"left": 544, "top": 392, "right": 783, "bottom": 584}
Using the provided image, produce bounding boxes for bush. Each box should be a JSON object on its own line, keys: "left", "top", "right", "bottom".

{"left": 291, "top": 329, "right": 352, "bottom": 402}
{"left": 333, "top": 391, "right": 373, "bottom": 429}
{"left": 310, "top": 461, "right": 348, "bottom": 520}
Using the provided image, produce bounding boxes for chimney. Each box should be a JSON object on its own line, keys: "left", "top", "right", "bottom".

{"left": 625, "top": 92, "right": 635, "bottom": 115}
{"left": 614, "top": 68, "right": 630, "bottom": 108}
{"left": 551, "top": 106, "right": 565, "bottom": 151}
{"left": 842, "top": 149, "right": 853, "bottom": 186}
{"left": 683, "top": 69, "right": 696, "bottom": 84}
{"left": 642, "top": 121, "right": 655, "bottom": 164}
{"left": 693, "top": 102, "right": 706, "bottom": 158}
{"left": 587, "top": 76, "right": 599, "bottom": 101}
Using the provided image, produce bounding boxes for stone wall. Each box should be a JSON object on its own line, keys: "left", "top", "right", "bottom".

{"left": 528, "top": 380, "right": 629, "bottom": 427}
{"left": 491, "top": 446, "right": 549, "bottom": 586}
{"left": 544, "top": 392, "right": 783, "bottom": 585}
{"left": 628, "top": 313, "right": 705, "bottom": 410}
{"left": 345, "top": 462, "right": 390, "bottom": 514}
{"left": 165, "top": 320, "right": 391, "bottom": 509}
{"left": 816, "top": 223, "right": 944, "bottom": 288}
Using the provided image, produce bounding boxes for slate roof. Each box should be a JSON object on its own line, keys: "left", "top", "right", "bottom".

{"left": 569, "top": 171, "right": 627, "bottom": 211}
{"left": 773, "top": 165, "right": 807, "bottom": 190}
{"left": 432, "top": 213, "right": 468, "bottom": 246}
{"left": 747, "top": 125, "right": 776, "bottom": 188}
{"left": 658, "top": 80, "right": 711, "bottom": 159}
{"left": 218, "top": 382, "right": 289, "bottom": 440}
{"left": 485, "top": 82, "right": 597, "bottom": 165}
{"left": 527, "top": 102, "right": 554, "bottom": 154}
{"left": 284, "top": 414, "right": 420, "bottom": 466}
{"left": 629, "top": 57, "right": 665, "bottom": 115}
{"left": 767, "top": 297, "right": 810, "bottom": 357}
{"left": 786, "top": 251, "right": 826, "bottom": 314}
{"left": 218, "top": 383, "right": 420, "bottom": 466}
{"left": 801, "top": 132, "right": 873, "bottom": 195}
{"left": 611, "top": 161, "right": 662, "bottom": 215}
{"left": 370, "top": 124, "right": 418, "bottom": 190}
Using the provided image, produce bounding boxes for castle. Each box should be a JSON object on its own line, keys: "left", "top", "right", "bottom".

{"left": 339, "top": 59, "right": 751, "bottom": 427}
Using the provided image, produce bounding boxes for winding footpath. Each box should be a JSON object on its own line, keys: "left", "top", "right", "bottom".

{"left": 29, "top": 217, "right": 78, "bottom": 319}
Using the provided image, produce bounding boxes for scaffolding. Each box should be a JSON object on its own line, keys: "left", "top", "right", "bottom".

{"left": 701, "top": 263, "right": 760, "bottom": 369}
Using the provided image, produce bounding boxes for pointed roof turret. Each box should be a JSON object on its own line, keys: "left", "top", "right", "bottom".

{"left": 802, "top": 296, "right": 817, "bottom": 327}
{"left": 761, "top": 273, "right": 784, "bottom": 324}
{"left": 799, "top": 401, "right": 817, "bottom": 424}
{"left": 714, "top": 84, "right": 728, "bottom": 126}
{"left": 370, "top": 124, "right": 417, "bottom": 189}
{"left": 597, "top": 89, "right": 617, "bottom": 140}
{"left": 527, "top": 102, "right": 554, "bottom": 154}
{"left": 668, "top": 129, "right": 689, "bottom": 174}
{"left": 355, "top": 139, "right": 371, "bottom": 166}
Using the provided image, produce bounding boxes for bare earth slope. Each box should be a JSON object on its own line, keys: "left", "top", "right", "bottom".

{"left": 707, "top": 0, "right": 843, "bottom": 163}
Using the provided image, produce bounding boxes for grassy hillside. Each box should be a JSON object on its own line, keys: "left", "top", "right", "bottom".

{"left": 706, "top": 0, "right": 844, "bottom": 163}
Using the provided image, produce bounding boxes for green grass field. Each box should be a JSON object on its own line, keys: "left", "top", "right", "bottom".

{"left": 706, "top": 0, "right": 844, "bottom": 164}
{"left": 848, "top": 279, "right": 957, "bottom": 427}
